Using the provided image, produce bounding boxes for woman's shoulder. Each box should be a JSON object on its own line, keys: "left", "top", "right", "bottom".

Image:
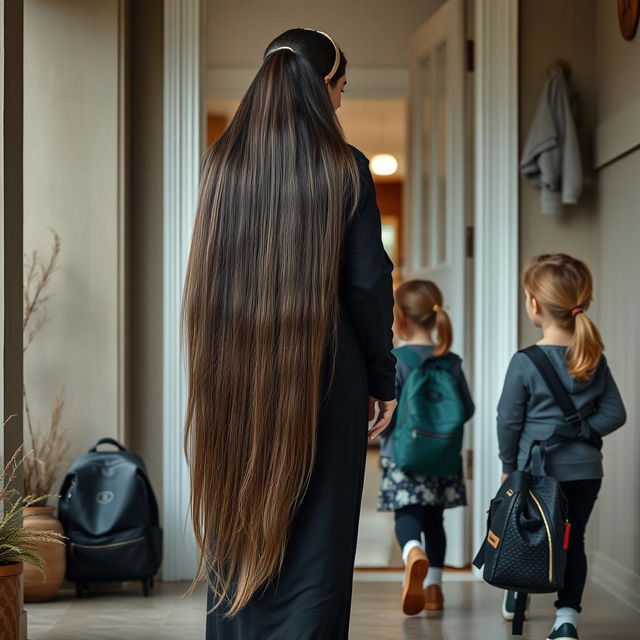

{"left": 348, "top": 144, "right": 369, "bottom": 170}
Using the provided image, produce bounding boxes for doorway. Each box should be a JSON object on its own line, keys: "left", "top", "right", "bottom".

{"left": 162, "top": 0, "right": 518, "bottom": 581}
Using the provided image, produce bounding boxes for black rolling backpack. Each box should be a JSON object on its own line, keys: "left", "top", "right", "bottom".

{"left": 58, "top": 438, "right": 163, "bottom": 597}
{"left": 473, "top": 346, "right": 602, "bottom": 636}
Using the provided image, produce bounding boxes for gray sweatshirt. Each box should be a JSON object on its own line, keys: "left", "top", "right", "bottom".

{"left": 379, "top": 345, "right": 475, "bottom": 461}
{"left": 497, "top": 345, "right": 626, "bottom": 482}
{"left": 520, "top": 66, "right": 583, "bottom": 214}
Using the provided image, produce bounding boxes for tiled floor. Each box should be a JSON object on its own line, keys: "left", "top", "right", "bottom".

{"left": 26, "top": 576, "right": 639, "bottom": 639}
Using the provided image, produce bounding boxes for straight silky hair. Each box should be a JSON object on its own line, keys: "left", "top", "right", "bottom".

{"left": 395, "top": 280, "right": 452, "bottom": 356}
{"left": 182, "top": 31, "right": 359, "bottom": 617}
{"left": 522, "top": 253, "right": 604, "bottom": 381}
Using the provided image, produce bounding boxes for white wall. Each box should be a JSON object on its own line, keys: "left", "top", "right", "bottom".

{"left": 24, "top": 0, "right": 125, "bottom": 466}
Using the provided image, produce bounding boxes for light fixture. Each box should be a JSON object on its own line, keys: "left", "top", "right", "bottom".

{"left": 369, "top": 154, "right": 398, "bottom": 176}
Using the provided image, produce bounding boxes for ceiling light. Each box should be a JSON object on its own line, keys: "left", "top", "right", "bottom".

{"left": 370, "top": 154, "right": 398, "bottom": 176}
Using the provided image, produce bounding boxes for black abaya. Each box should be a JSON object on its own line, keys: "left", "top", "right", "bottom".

{"left": 206, "top": 147, "right": 396, "bottom": 640}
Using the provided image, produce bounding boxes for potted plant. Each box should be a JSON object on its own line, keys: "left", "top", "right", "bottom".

{"left": 0, "top": 435, "right": 65, "bottom": 638}
{"left": 22, "top": 231, "right": 69, "bottom": 601}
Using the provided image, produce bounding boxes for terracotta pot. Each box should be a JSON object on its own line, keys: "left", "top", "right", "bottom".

{"left": 23, "top": 506, "right": 65, "bottom": 602}
{"left": 0, "top": 562, "right": 22, "bottom": 640}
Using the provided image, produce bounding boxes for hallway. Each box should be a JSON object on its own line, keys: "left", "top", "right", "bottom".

{"left": 26, "top": 578, "right": 639, "bottom": 639}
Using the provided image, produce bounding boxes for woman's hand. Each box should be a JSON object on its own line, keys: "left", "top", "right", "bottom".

{"left": 367, "top": 397, "right": 397, "bottom": 440}
{"left": 501, "top": 473, "right": 509, "bottom": 485}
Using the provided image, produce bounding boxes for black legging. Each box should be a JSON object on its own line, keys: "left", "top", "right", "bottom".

{"left": 394, "top": 504, "right": 446, "bottom": 567}
{"left": 556, "top": 479, "right": 601, "bottom": 612}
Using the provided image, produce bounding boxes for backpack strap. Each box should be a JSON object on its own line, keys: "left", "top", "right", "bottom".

{"left": 521, "top": 346, "right": 582, "bottom": 426}
{"left": 394, "top": 346, "right": 456, "bottom": 372}
{"left": 392, "top": 346, "right": 424, "bottom": 370}
{"left": 520, "top": 346, "right": 602, "bottom": 474}
{"left": 89, "top": 437, "right": 127, "bottom": 453}
{"left": 512, "top": 592, "right": 528, "bottom": 636}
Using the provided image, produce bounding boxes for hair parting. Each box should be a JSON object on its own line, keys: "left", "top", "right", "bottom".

{"left": 522, "top": 253, "right": 604, "bottom": 381}
{"left": 182, "top": 29, "right": 359, "bottom": 617}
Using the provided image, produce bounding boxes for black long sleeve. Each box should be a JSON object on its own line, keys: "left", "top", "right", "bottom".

{"left": 341, "top": 148, "right": 396, "bottom": 401}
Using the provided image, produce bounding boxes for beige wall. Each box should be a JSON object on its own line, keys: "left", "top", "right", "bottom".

{"left": 206, "top": 0, "right": 445, "bottom": 67}
{"left": 595, "top": 1, "right": 640, "bottom": 125}
{"left": 589, "top": 0, "right": 640, "bottom": 606}
{"left": 24, "top": 1, "right": 125, "bottom": 466}
{"left": 519, "top": 0, "right": 640, "bottom": 607}
{"left": 518, "top": 0, "right": 599, "bottom": 347}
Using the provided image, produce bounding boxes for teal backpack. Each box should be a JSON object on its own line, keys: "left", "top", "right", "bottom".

{"left": 391, "top": 346, "right": 465, "bottom": 477}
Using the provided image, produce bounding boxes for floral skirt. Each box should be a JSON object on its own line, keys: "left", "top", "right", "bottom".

{"left": 377, "top": 456, "right": 467, "bottom": 512}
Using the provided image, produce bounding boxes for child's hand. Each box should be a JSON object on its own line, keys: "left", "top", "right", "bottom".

{"left": 367, "top": 397, "right": 397, "bottom": 440}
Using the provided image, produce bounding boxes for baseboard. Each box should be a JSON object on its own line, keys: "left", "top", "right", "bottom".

{"left": 589, "top": 551, "right": 640, "bottom": 613}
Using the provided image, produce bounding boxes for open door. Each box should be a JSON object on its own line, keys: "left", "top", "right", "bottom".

{"left": 405, "top": 0, "right": 469, "bottom": 567}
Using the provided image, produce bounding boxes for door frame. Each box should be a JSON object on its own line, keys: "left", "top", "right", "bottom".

{"left": 471, "top": 0, "right": 519, "bottom": 569}
{"left": 162, "top": 0, "right": 203, "bottom": 581}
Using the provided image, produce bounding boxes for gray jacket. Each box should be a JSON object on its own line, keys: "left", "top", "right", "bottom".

{"left": 497, "top": 345, "right": 626, "bottom": 482}
{"left": 379, "top": 345, "right": 475, "bottom": 461}
{"left": 520, "top": 66, "right": 583, "bottom": 214}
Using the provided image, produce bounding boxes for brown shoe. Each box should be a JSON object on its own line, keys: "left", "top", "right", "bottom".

{"left": 401, "top": 547, "right": 429, "bottom": 616}
{"left": 424, "top": 584, "right": 444, "bottom": 611}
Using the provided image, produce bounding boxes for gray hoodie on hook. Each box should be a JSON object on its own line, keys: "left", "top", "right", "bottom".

{"left": 497, "top": 345, "right": 626, "bottom": 482}
{"left": 520, "top": 66, "right": 583, "bottom": 214}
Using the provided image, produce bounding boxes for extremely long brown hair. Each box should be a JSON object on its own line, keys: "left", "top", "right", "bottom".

{"left": 182, "top": 29, "right": 359, "bottom": 616}
{"left": 522, "top": 253, "right": 604, "bottom": 380}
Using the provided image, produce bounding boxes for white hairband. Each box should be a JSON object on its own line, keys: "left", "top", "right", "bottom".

{"left": 267, "top": 46, "right": 294, "bottom": 55}
{"left": 304, "top": 28, "right": 341, "bottom": 80}
{"left": 265, "top": 30, "right": 341, "bottom": 80}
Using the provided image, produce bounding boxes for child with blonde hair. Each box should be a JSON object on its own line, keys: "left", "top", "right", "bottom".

{"left": 498, "top": 254, "right": 626, "bottom": 640}
{"left": 378, "top": 280, "right": 474, "bottom": 616}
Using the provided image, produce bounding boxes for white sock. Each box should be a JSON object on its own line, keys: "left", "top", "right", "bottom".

{"left": 401, "top": 539, "right": 423, "bottom": 565}
{"left": 424, "top": 567, "right": 442, "bottom": 588}
{"left": 554, "top": 607, "right": 578, "bottom": 629}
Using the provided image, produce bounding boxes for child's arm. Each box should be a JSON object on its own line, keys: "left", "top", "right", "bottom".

{"left": 585, "top": 359, "right": 626, "bottom": 436}
{"left": 497, "top": 354, "right": 529, "bottom": 474}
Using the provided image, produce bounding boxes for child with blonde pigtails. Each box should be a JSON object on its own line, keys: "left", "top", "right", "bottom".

{"left": 497, "top": 254, "right": 626, "bottom": 640}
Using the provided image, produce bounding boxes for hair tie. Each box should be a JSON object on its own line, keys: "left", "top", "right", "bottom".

{"left": 571, "top": 306, "right": 585, "bottom": 317}
{"left": 432, "top": 304, "right": 440, "bottom": 313}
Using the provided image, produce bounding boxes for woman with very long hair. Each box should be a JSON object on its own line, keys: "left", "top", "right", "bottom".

{"left": 183, "top": 28, "right": 397, "bottom": 639}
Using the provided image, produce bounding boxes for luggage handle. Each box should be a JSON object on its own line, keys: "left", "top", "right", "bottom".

{"left": 89, "top": 437, "right": 127, "bottom": 452}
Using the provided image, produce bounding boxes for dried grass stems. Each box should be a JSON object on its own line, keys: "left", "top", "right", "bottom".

{"left": 0, "top": 419, "right": 66, "bottom": 569}
{"left": 22, "top": 230, "right": 70, "bottom": 500}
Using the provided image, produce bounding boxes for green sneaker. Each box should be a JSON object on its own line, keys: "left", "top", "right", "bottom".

{"left": 501, "top": 590, "right": 530, "bottom": 621}
{"left": 547, "top": 622, "right": 579, "bottom": 640}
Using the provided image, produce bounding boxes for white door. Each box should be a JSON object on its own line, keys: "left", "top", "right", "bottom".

{"left": 405, "top": 0, "right": 469, "bottom": 568}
